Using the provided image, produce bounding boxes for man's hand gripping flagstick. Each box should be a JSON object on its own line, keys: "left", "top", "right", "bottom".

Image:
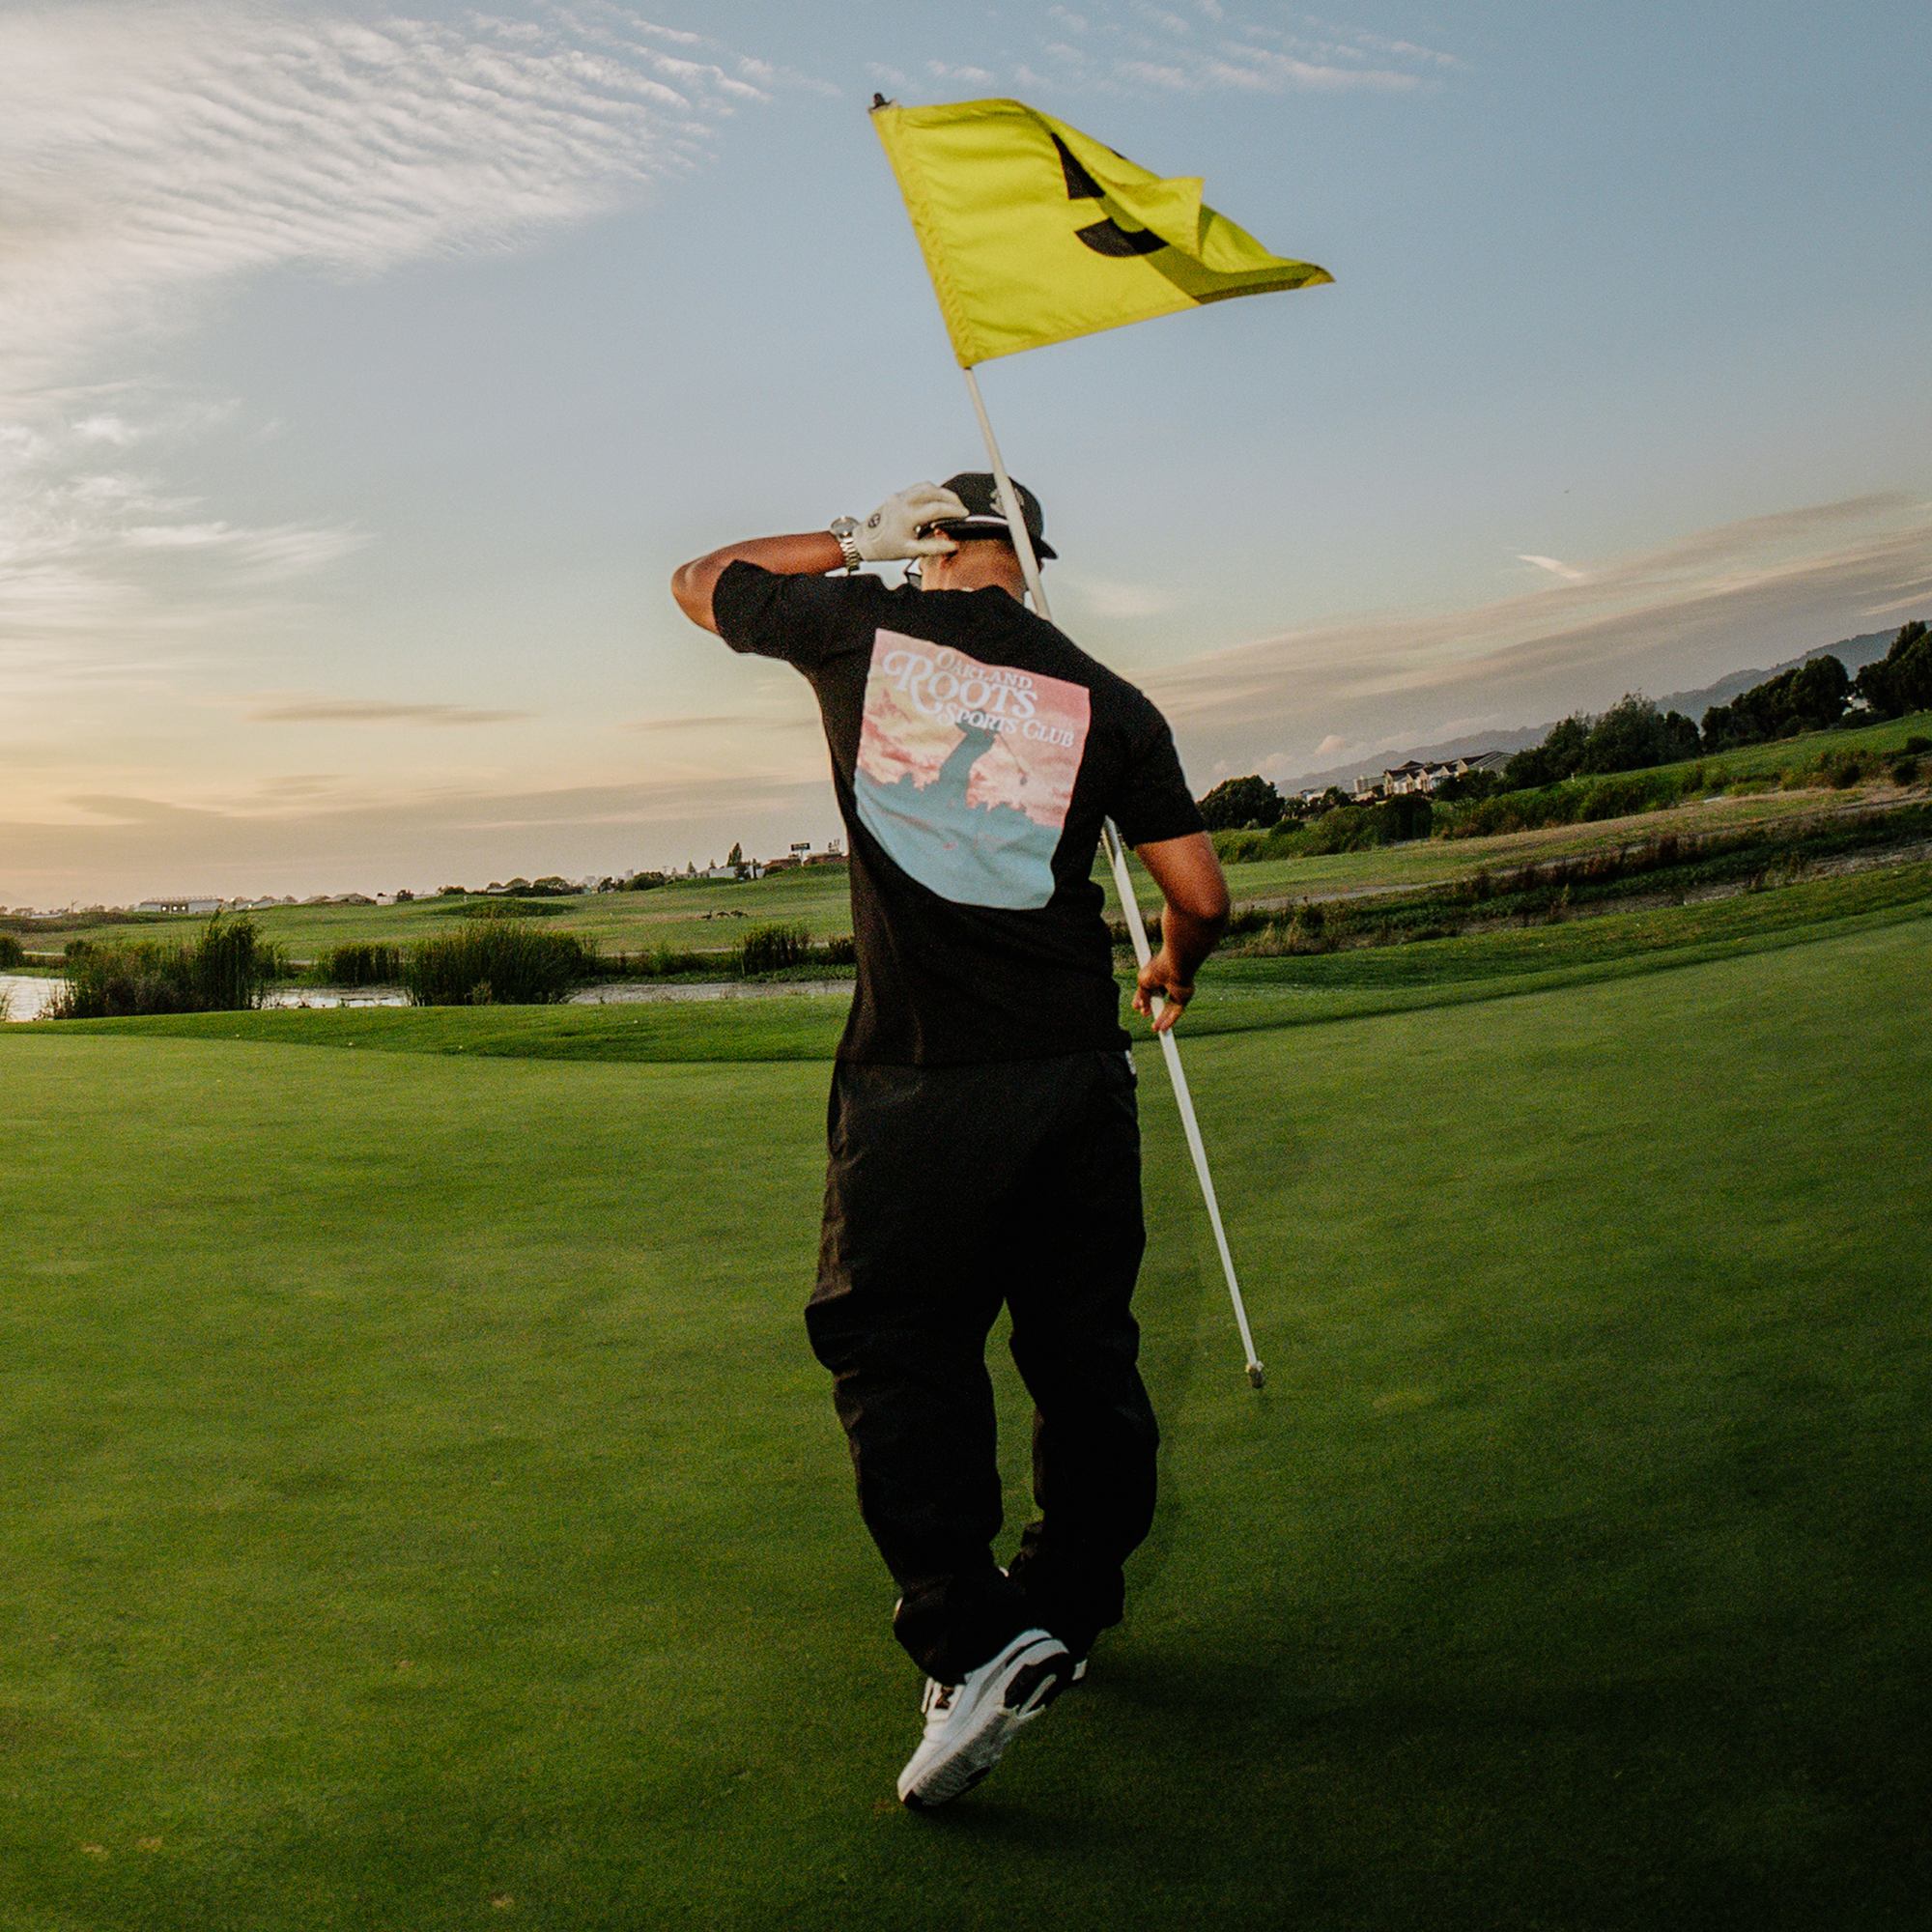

{"left": 874, "top": 94, "right": 1332, "bottom": 1388}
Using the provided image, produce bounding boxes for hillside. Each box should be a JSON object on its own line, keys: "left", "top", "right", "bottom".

{"left": 1284, "top": 624, "right": 1909, "bottom": 796}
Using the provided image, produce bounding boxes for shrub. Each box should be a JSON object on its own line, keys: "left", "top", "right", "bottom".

{"left": 459, "top": 898, "right": 562, "bottom": 921}
{"left": 1580, "top": 770, "right": 1672, "bottom": 820}
{"left": 1285, "top": 901, "right": 1335, "bottom": 952}
{"left": 402, "top": 922, "right": 595, "bottom": 1006}
{"left": 1820, "top": 749, "right": 1872, "bottom": 789}
{"left": 736, "top": 922, "right": 810, "bottom": 975}
{"left": 0, "top": 934, "right": 22, "bottom": 970}
{"left": 1197, "top": 775, "right": 1285, "bottom": 831}
{"left": 316, "top": 942, "right": 402, "bottom": 985}
{"left": 1890, "top": 756, "right": 1920, "bottom": 786}
{"left": 1448, "top": 782, "right": 1587, "bottom": 839}
{"left": 819, "top": 934, "right": 858, "bottom": 967}
{"left": 1211, "top": 826, "right": 1277, "bottom": 864}
{"left": 1299, "top": 806, "right": 1384, "bottom": 854}
{"left": 1379, "top": 793, "right": 1435, "bottom": 842}
{"left": 1903, "top": 736, "right": 1931, "bottom": 755}
{"left": 43, "top": 915, "right": 285, "bottom": 1019}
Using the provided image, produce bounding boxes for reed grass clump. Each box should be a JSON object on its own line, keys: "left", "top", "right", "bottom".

{"left": 736, "top": 923, "right": 810, "bottom": 975}
{"left": 43, "top": 915, "right": 286, "bottom": 1019}
{"left": 635, "top": 944, "right": 709, "bottom": 978}
{"left": 401, "top": 922, "right": 595, "bottom": 1006}
{"left": 315, "top": 942, "right": 402, "bottom": 985}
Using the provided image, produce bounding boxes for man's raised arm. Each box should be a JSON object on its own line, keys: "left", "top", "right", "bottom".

{"left": 1129, "top": 832, "right": 1231, "bottom": 1035}
{"left": 670, "top": 484, "right": 970, "bottom": 634}
{"left": 671, "top": 533, "right": 845, "bottom": 635}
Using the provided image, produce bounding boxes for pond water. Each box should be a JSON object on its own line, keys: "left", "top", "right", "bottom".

{"left": 567, "top": 980, "right": 849, "bottom": 1005}
{"left": 0, "top": 975, "right": 61, "bottom": 1021}
{"left": 2, "top": 977, "right": 849, "bottom": 1021}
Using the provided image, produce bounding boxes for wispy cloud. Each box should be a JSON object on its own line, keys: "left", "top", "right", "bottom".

{"left": 1003, "top": 3, "right": 1458, "bottom": 98}
{"left": 619, "top": 709, "right": 819, "bottom": 736}
{"left": 242, "top": 696, "right": 535, "bottom": 726}
{"left": 1054, "top": 568, "right": 1180, "bottom": 619}
{"left": 1520, "top": 554, "right": 1590, "bottom": 583}
{"left": 1149, "top": 494, "right": 1932, "bottom": 780}
{"left": 0, "top": 2, "right": 789, "bottom": 397}
{"left": 0, "top": 403, "right": 365, "bottom": 668}
{"left": 0, "top": 2, "right": 797, "bottom": 673}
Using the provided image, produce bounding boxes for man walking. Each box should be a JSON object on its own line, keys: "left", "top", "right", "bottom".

{"left": 671, "top": 475, "right": 1230, "bottom": 1806}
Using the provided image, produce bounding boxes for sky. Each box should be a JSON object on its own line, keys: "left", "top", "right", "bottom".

{"left": 3, "top": 0, "right": 1928, "bottom": 903}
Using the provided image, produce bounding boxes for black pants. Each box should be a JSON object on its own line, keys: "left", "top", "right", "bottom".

{"left": 807, "top": 1050, "right": 1160, "bottom": 1685}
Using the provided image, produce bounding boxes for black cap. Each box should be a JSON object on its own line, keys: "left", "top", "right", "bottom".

{"left": 931, "top": 471, "right": 1057, "bottom": 560}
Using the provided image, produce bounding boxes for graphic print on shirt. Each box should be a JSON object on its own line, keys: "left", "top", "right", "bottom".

{"left": 853, "top": 627, "right": 1092, "bottom": 909}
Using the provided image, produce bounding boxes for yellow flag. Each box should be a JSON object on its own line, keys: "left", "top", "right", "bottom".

{"left": 872, "top": 98, "right": 1332, "bottom": 368}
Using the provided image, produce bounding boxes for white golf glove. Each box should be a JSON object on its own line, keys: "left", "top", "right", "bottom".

{"left": 855, "top": 482, "right": 969, "bottom": 562}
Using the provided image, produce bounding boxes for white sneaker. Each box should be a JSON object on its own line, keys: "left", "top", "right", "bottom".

{"left": 895, "top": 1629, "right": 1073, "bottom": 1809}
{"left": 996, "top": 1568, "right": 1090, "bottom": 1683}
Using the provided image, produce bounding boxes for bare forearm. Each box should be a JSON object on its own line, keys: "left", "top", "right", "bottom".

{"left": 670, "top": 531, "right": 845, "bottom": 634}
{"left": 1128, "top": 830, "right": 1231, "bottom": 1032}
{"left": 1157, "top": 901, "right": 1229, "bottom": 986}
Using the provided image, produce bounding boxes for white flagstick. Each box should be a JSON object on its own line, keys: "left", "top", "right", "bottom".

{"left": 962, "top": 365, "right": 1265, "bottom": 1390}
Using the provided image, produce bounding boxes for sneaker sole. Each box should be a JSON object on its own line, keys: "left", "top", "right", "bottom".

{"left": 899, "top": 1651, "right": 1074, "bottom": 1809}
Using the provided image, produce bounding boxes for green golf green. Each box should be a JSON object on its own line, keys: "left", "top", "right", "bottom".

{"left": 2, "top": 912, "right": 1926, "bottom": 1928}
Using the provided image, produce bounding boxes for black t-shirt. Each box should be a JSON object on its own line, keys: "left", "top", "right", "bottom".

{"left": 712, "top": 561, "right": 1204, "bottom": 1065}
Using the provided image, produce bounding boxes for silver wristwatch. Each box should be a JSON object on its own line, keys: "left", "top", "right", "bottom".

{"left": 828, "top": 516, "right": 863, "bottom": 573}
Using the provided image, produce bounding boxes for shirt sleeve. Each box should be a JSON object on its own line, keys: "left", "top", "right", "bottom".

{"left": 1106, "top": 704, "right": 1207, "bottom": 848}
{"left": 712, "top": 560, "right": 882, "bottom": 671}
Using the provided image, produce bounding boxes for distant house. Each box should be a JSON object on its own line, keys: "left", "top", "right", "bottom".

{"left": 136, "top": 896, "right": 221, "bottom": 915}
{"left": 1354, "top": 752, "right": 1508, "bottom": 803}
{"left": 761, "top": 854, "right": 802, "bottom": 873}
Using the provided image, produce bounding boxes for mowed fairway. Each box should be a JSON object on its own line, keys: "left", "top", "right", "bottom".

{"left": 2, "top": 917, "right": 1928, "bottom": 1929}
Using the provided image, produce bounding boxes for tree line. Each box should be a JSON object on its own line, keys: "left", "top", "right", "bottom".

{"left": 1196, "top": 619, "right": 1930, "bottom": 832}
